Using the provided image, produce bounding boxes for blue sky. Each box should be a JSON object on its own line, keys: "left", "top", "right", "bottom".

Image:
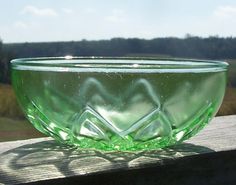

{"left": 0, "top": 0, "right": 236, "bottom": 43}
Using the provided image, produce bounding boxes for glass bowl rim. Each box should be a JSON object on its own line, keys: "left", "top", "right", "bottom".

{"left": 11, "top": 56, "right": 228, "bottom": 72}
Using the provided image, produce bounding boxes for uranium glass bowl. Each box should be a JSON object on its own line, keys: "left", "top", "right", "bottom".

{"left": 11, "top": 57, "right": 228, "bottom": 151}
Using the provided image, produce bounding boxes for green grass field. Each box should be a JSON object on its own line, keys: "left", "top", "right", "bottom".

{"left": 0, "top": 117, "right": 44, "bottom": 142}
{"left": 0, "top": 83, "right": 44, "bottom": 141}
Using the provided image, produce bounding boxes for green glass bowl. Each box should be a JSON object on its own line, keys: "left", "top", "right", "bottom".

{"left": 11, "top": 57, "right": 228, "bottom": 151}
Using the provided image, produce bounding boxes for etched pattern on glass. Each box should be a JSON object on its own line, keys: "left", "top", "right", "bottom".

{"left": 70, "top": 78, "right": 172, "bottom": 142}
{"left": 12, "top": 69, "right": 227, "bottom": 150}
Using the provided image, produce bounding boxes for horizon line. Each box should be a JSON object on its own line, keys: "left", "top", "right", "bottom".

{"left": 2, "top": 35, "right": 236, "bottom": 45}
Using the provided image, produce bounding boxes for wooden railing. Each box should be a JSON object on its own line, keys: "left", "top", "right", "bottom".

{"left": 0, "top": 115, "right": 236, "bottom": 185}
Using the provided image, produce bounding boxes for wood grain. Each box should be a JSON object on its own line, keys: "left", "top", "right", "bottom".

{"left": 0, "top": 115, "right": 236, "bottom": 185}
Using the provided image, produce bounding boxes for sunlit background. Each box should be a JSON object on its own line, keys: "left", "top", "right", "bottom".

{"left": 0, "top": 0, "right": 235, "bottom": 142}
{"left": 0, "top": 0, "right": 236, "bottom": 42}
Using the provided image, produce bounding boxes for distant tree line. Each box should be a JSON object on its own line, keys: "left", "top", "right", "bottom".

{"left": 4, "top": 36, "right": 236, "bottom": 59}
{"left": 1, "top": 36, "right": 236, "bottom": 84}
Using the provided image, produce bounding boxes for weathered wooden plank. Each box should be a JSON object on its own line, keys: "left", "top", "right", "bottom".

{"left": 0, "top": 115, "right": 236, "bottom": 185}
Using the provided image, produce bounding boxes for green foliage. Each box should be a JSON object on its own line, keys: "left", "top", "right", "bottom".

{"left": 228, "top": 60, "right": 236, "bottom": 87}
{"left": 4, "top": 36, "right": 236, "bottom": 59}
{"left": 0, "top": 40, "right": 14, "bottom": 83}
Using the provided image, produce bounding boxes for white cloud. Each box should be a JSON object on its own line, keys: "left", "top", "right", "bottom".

{"left": 14, "top": 21, "right": 28, "bottom": 29}
{"left": 21, "top": 5, "right": 58, "bottom": 17}
{"left": 13, "top": 21, "right": 39, "bottom": 30}
{"left": 105, "top": 9, "right": 126, "bottom": 23}
{"left": 214, "top": 5, "right": 236, "bottom": 19}
{"left": 62, "top": 8, "right": 74, "bottom": 14}
{"left": 85, "top": 8, "right": 96, "bottom": 14}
